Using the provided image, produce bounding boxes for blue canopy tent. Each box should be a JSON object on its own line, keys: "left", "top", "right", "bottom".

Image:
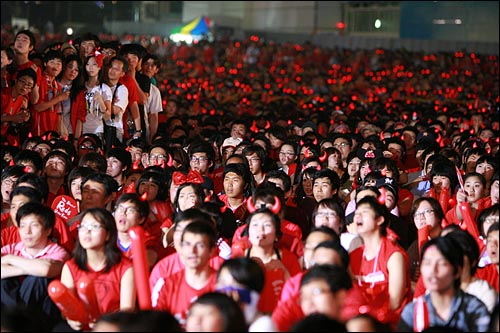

{"left": 170, "top": 16, "right": 213, "bottom": 43}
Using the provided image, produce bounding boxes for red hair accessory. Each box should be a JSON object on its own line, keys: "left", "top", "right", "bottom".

{"left": 246, "top": 196, "right": 281, "bottom": 214}
{"left": 318, "top": 151, "right": 327, "bottom": 163}
{"left": 378, "top": 187, "right": 387, "bottom": 205}
{"left": 172, "top": 170, "right": 204, "bottom": 186}
{"left": 124, "top": 181, "right": 136, "bottom": 194}
{"left": 365, "top": 150, "right": 375, "bottom": 159}
{"left": 167, "top": 154, "right": 174, "bottom": 167}
{"left": 93, "top": 51, "right": 104, "bottom": 68}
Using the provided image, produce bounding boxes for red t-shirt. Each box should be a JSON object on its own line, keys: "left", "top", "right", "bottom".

{"left": 152, "top": 269, "right": 216, "bottom": 326}
{"left": 149, "top": 252, "right": 224, "bottom": 291}
{"left": 1, "top": 87, "right": 27, "bottom": 139}
{"left": 32, "top": 74, "right": 61, "bottom": 136}
{"left": 65, "top": 256, "right": 133, "bottom": 315}
{"left": 476, "top": 264, "right": 499, "bottom": 293}
{"left": 271, "top": 271, "right": 304, "bottom": 331}
{"left": 350, "top": 236, "right": 412, "bottom": 326}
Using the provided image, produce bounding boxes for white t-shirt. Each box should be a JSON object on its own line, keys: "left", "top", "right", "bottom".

{"left": 82, "top": 83, "right": 112, "bottom": 135}
{"left": 144, "top": 83, "right": 163, "bottom": 139}
{"left": 105, "top": 83, "right": 129, "bottom": 141}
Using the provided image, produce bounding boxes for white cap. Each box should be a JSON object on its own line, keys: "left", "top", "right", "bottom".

{"left": 222, "top": 137, "right": 243, "bottom": 149}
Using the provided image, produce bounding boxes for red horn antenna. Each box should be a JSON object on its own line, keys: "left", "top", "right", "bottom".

{"left": 246, "top": 198, "right": 257, "bottom": 213}
{"left": 318, "top": 151, "right": 327, "bottom": 162}
{"left": 378, "top": 187, "right": 387, "bottom": 205}
{"left": 270, "top": 196, "right": 281, "bottom": 214}
{"left": 167, "top": 154, "right": 174, "bottom": 167}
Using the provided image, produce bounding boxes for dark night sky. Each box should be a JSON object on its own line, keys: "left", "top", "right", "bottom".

{"left": 1, "top": 1, "right": 136, "bottom": 33}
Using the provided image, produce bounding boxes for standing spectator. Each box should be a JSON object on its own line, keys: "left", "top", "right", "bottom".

{"left": 32, "top": 50, "right": 70, "bottom": 136}
{"left": 1, "top": 46, "right": 16, "bottom": 88}
{"left": 57, "top": 54, "right": 83, "bottom": 139}
{"left": 76, "top": 33, "right": 100, "bottom": 63}
{"left": 74, "top": 53, "right": 112, "bottom": 144}
{"left": 118, "top": 45, "right": 143, "bottom": 141}
{"left": 141, "top": 54, "right": 162, "bottom": 143}
{"left": 12, "top": 30, "right": 41, "bottom": 105}
{"left": 1, "top": 68, "right": 34, "bottom": 146}
{"left": 103, "top": 56, "right": 129, "bottom": 148}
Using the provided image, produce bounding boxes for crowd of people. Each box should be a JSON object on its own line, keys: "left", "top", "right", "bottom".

{"left": 1, "top": 24, "right": 499, "bottom": 332}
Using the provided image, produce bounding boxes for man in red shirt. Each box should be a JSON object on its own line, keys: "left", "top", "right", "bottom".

{"left": 151, "top": 220, "right": 217, "bottom": 327}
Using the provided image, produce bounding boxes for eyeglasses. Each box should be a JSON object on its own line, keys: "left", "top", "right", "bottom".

{"left": 78, "top": 223, "right": 104, "bottom": 232}
{"left": 149, "top": 154, "right": 166, "bottom": 161}
{"left": 17, "top": 79, "right": 34, "bottom": 90}
{"left": 333, "top": 142, "right": 349, "bottom": 148}
{"left": 246, "top": 158, "right": 261, "bottom": 163}
{"left": 279, "top": 152, "right": 295, "bottom": 157}
{"left": 114, "top": 205, "right": 139, "bottom": 215}
{"left": 316, "top": 211, "right": 338, "bottom": 218}
{"left": 190, "top": 156, "right": 209, "bottom": 163}
{"left": 79, "top": 145, "right": 95, "bottom": 150}
{"left": 413, "top": 209, "right": 435, "bottom": 219}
